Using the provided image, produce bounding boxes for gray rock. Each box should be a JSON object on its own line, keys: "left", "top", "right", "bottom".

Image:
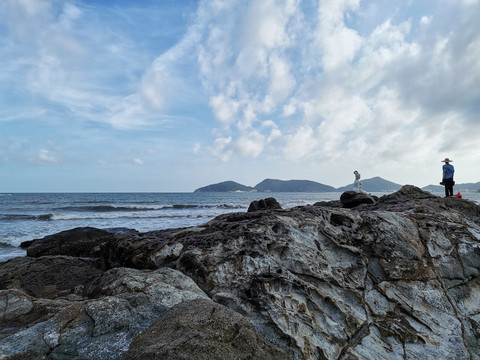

{"left": 0, "top": 267, "right": 209, "bottom": 360}
{"left": 123, "top": 299, "right": 289, "bottom": 360}
{"left": 0, "top": 256, "right": 103, "bottom": 299}
{"left": 21, "top": 227, "right": 114, "bottom": 260}
{"left": 247, "top": 197, "right": 282, "bottom": 212}
{"left": 340, "top": 190, "right": 376, "bottom": 208}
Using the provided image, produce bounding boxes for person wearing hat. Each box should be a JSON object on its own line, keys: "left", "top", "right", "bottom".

{"left": 441, "top": 158, "right": 455, "bottom": 197}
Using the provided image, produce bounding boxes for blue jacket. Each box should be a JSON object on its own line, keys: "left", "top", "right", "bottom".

{"left": 443, "top": 163, "right": 454, "bottom": 179}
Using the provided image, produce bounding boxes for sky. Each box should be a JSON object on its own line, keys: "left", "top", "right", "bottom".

{"left": 1, "top": 0, "right": 479, "bottom": 192}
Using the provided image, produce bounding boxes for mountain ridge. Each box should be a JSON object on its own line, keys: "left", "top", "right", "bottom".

{"left": 194, "top": 178, "right": 480, "bottom": 193}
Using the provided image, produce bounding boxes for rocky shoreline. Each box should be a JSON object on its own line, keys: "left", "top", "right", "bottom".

{"left": 1, "top": 185, "right": 479, "bottom": 359}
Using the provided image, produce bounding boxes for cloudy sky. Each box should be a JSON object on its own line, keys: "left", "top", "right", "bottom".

{"left": 1, "top": 0, "right": 479, "bottom": 192}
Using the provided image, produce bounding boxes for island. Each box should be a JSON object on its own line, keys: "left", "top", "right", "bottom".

{"left": 195, "top": 177, "right": 480, "bottom": 193}
{"left": 195, "top": 177, "right": 402, "bottom": 193}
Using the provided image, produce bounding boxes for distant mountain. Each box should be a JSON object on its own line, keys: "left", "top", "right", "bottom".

{"left": 422, "top": 182, "right": 480, "bottom": 193}
{"left": 421, "top": 185, "right": 444, "bottom": 193}
{"left": 455, "top": 182, "right": 480, "bottom": 192}
{"left": 194, "top": 181, "right": 254, "bottom": 193}
{"left": 254, "top": 179, "right": 336, "bottom": 192}
{"left": 336, "top": 177, "right": 403, "bottom": 193}
{"left": 194, "top": 178, "right": 480, "bottom": 193}
{"left": 194, "top": 179, "right": 336, "bottom": 193}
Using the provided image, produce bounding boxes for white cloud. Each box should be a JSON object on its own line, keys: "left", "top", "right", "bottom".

{"left": 37, "top": 149, "right": 57, "bottom": 164}
{"left": 268, "top": 54, "right": 296, "bottom": 102}
{"left": 315, "top": 89, "right": 370, "bottom": 157}
{"left": 420, "top": 16, "right": 431, "bottom": 26}
{"left": 0, "top": 0, "right": 168, "bottom": 131}
{"left": 315, "top": 0, "right": 363, "bottom": 71}
{"left": 210, "top": 136, "right": 233, "bottom": 162}
{"left": 197, "top": 0, "right": 302, "bottom": 144}
{"left": 193, "top": 143, "right": 201, "bottom": 155}
{"left": 141, "top": 71, "right": 167, "bottom": 110}
{"left": 133, "top": 158, "right": 143, "bottom": 165}
{"left": 106, "top": 94, "right": 149, "bottom": 129}
{"left": 283, "top": 126, "right": 317, "bottom": 161}
{"left": 209, "top": 94, "right": 239, "bottom": 125}
{"left": 235, "top": 131, "right": 265, "bottom": 157}
{"left": 282, "top": 102, "right": 296, "bottom": 117}
{"left": 268, "top": 128, "right": 283, "bottom": 144}
{"left": 140, "top": 26, "right": 201, "bottom": 112}
{"left": 0, "top": 0, "right": 52, "bottom": 43}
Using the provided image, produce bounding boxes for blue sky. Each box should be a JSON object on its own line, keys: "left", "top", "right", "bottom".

{"left": 1, "top": 0, "right": 479, "bottom": 192}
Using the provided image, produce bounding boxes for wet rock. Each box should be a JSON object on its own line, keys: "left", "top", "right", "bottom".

{"left": 247, "top": 197, "right": 282, "bottom": 212}
{"left": 123, "top": 299, "right": 289, "bottom": 360}
{"left": 21, "top": 227, "right": 114, "bottom": 260}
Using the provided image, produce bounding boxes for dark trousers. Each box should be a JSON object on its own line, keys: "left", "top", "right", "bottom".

{"left": 444, "top": 178, "right": 454, "bottom": 197}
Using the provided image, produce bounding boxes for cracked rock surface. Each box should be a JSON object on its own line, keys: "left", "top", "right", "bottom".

{"left": 1, "top": 185, "right": 480, "bottom": 359}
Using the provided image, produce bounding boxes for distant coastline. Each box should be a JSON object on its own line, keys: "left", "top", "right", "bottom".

{"left": 195, "top": 177, "right": 480, "bottom": 193}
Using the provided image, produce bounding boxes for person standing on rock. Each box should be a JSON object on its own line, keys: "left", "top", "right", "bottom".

{"left": 441, "top": 158, "right": 455, "bottom": 197}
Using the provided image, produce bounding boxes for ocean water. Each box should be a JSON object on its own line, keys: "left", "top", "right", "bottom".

{"left": 1, "top": 191, "right": 479, "bottom": 262}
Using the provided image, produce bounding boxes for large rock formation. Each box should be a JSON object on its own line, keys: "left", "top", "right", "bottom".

{"left": 1, "top": 186, "right": 480, "bottom": 360}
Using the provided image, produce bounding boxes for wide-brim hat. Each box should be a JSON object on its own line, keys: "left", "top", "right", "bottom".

{"left": 441, "top": 158, "right": 452, "bottom": 163}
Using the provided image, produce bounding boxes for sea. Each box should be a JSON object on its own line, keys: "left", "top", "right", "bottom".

{"left": 1, "top": 191, "right": 479, "bottom": 262}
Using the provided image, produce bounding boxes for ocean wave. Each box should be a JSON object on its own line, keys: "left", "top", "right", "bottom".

{"left": 0, "top": 214, "right": 54, "bottom": 221}
{"left": 55, "top": 205, "right": 159, "bottom": 212}
{"left": 0, "top": 204, "right": 245, "bottom": 223}
{"left": 47, "top": 212, "right": 222, "bottom": 221}
{"left": 0, "top": 241, "right": 19, "bottom": 248}
{"left": 0, "top": 243, "right": 26, "bottom": 262}
{"left": 53, "top": 204, "right": 244, "bottom": 211}
{"left": 162, "top": 204, "right": 244, "bottom": 210}
{"left": 169, "top": 204, "right": 199, "bottom": 209}
{"left": 54, "top": 204, "right": 245, "bottom": 212}
{"left": 217, "top": 203, "right": 245, "bottom": 209}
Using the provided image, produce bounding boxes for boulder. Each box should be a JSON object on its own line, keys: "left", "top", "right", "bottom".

{"left": 123, "top": 299, "right": 289, "bottom": 360}
{"left": 313, "top": 199, "right": 342, "bottom": 208}
{"left": 340, "top": 190, "right": 376, "bottom": 208}
{"left": 247, "top": 197, "right": 282, "bottom": 212}
{"left": 21, "top": 227, "right": 114, "bottom": 260}
{"left": 0, "top": 256, "right": 103, "bottom": 299}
